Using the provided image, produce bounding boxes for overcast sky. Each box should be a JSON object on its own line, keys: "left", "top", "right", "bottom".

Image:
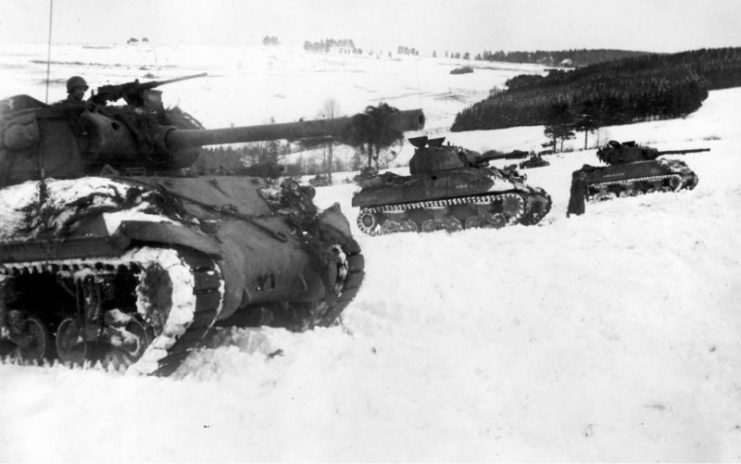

{"left": 1, "top": 0, "right": 740, "bottom": 54}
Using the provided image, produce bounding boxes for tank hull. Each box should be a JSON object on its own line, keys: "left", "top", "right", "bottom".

{"left": 351, "top": 168, "right": 551, "bottom": 235}
{"left": 0, "top": 176, "right": 363, "bottom": 375}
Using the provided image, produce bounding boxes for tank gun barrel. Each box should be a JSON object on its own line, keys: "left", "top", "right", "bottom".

{"left": 165, "top": 108, "right": 426, "bottom": 149}
{"left": 657, "top": 148, "right": 711, "bottom": 155}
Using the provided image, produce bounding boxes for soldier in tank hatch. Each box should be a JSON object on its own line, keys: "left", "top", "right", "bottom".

{"left": 62, "top": 76, "right": 88, "bottom": 104}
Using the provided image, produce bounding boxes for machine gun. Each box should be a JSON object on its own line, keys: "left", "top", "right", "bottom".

{"left": 90, "top": 73, "right": 207, "bottom": 107}
{"left": 596, "top": 140, "right": 710, "bottom": 165}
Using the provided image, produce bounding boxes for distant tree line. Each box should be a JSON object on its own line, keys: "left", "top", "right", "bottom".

{"left": 126, "top": 37, "right": 149, "bottom": 45}
{"left": 452, "top": 47, "right": 741, "bottom": 135}
{"left": 397, "top": 46, "right": 420, "bottom": 56}
{"left": 262, "top": 35, "right": 279, "bottom": 45}
{"left": 435, "top": 51, "right": 470, "bottom": 59}
{"left": 189, "top": 143, "right": 363, "bottom": 177}
{"left": 303, "top": 38, "right": 359, "bottom": 53}
{"left": 188, "top": 138, "right": 291, "bottom": 176}
{"left": 475, "top": 49, "right": 649, "bottom": 67}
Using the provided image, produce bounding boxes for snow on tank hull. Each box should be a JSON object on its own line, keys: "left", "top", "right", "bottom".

{"left": 351, "top": 168, "right": 551, "bottom": 235}
{"left": 567, "top": 158, "right": 699, "bottom": 216}
{"left": 0, "top": 176, "right": 363, "bottom": 375}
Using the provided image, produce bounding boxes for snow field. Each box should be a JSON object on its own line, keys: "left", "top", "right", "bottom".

{"left": 0, "top": 44, "right": 740, "bottom": 461}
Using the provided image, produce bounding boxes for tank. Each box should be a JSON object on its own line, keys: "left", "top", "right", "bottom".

{"left": 308, "top": 174, "right": 332, "bottom": 187}
{"left": 0, "top": 76, "right": 425, "bottom": 375}
{"left": 450, "top": 66, "right": 473, "bottom": 75}
{"left": 351, "top": 136, "right": 552, "bottom": 235}
{"left": 353, "top": 166, "right": 379, "bottom": 184}
{"left": 518, "top": 153, "right": 550, "bottom": 170}
{"left": 567, "top": 140, "right": 709, "bottom": 216}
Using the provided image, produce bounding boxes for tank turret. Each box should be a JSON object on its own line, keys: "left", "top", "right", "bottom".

{"left": 406, "top": 136, "right": 529, "bottom": 174}
{"left": 0, "top": 79, "right": 424, "bottom": 375}
{"left": 567, "top": 140, "right": 708, "bottom": 216}
{"left": 596, "top": 140, "right": 710, "bottom": 165}
{"left": 351, "top": 136, "right": 551, "bottom": 235}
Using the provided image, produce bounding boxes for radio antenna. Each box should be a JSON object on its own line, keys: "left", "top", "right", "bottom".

{"left": 44, "top": 0, "right": 54, "bottom": 103}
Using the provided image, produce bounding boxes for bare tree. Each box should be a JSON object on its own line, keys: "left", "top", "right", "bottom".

{"left": 318, "top": 98, "right": 341, "bottom": 183}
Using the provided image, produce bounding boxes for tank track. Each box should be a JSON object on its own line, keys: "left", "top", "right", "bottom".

{"left": 0, "top": 247, "right": 224, "bottom": 376}
{"left": 315, "top": 238, "right": 364, "bottom": 327}
{"left": 587, "top": 172, "right": 698, "bottom": 202}
{"left": 356, "top": 190, "right": 551, "bottom": 236}
{"left": 0, "top": 237, "right": 365, "bottom": 375}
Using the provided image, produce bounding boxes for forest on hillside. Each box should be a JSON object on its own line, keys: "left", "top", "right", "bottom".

{"left": 475, "top": 48, "right": 649, "bottom": 67}
{"left": 452, "top": 47, "right": 741, "bottom": 132}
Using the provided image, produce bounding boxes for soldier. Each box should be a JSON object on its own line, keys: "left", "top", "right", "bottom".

{"left": 62, "top": 76, "right": 88, "bottom": 104}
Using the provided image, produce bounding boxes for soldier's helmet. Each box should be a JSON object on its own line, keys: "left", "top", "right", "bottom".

{"left": 66, "top": 76, "right": 88, "bottom": 93}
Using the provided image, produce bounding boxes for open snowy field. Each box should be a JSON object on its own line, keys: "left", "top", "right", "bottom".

{"left": 1, "top": 43, "right": 740, "bottom": 462}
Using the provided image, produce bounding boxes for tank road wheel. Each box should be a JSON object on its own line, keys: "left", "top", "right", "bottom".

{"left": 441, "top": 215, "right": 463, "bottom": 233}
{"left": 8, "top": 314, "right": 54, "bottom": 363}
{"left": 100, "top": 314, "right": 152, "bottom": 367}
{"left": 420, "top": 219, "right": 442, "bottom": 233}
{"left": 409, "top": 210, "right": 433, "bottom": 232}
{"left": 464, "top": 215, "right": 485, "bottom": 229}
{"left": 55, "top": 318, "right": 88, "bottom": 365}
{"left": 381, "top": 219, "right": 401, "bottom": 235}
{"left": 484, "top": 212, "right": 507, "bottom": 229}
{"left": 399, "top": 219, "right": 418, "bottom": 233}
{"left": 594, "top": 191, "right": 616, "bottom": 202}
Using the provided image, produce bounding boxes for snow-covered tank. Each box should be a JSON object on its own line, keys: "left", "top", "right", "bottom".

{"left": 0, "top": 77, "right": 425, "bottom": 375}
{"left": 567, "top": 140, "right": 709, "bottom": 216}
{"left": 351, "top": 136, "right": 551, "bottom": 235}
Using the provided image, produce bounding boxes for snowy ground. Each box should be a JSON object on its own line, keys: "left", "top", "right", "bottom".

{"left": 1, "top": 43, "right": 740, "bottom": 462}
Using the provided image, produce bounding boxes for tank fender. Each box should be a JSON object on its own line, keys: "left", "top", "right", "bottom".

{"left": 115, "top": 220, "right": 222, "bottom": 258}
